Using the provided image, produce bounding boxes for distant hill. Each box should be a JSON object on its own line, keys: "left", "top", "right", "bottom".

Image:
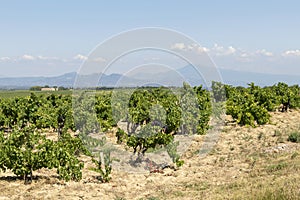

{"left": 219, "top": 68, "right": 300, "bottom": 86}
{"left": 0, "top": 72, "right": 77, "bottom": 89}
{"left": 0, "top": 66, "right": 299, "bottom": 89}
{"left": 126, "top": 65, "right": 300, "bottom": 87}
{"left": 0, "top": 72, "right": 139, "bottom": 89}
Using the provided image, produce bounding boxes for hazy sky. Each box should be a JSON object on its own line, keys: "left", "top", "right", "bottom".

{"left": 0, "top": 0, "right": 300, "bottom": 77}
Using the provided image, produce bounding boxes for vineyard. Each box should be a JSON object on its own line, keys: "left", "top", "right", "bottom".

{"left": 0, "top": 82, "right": 300, "bottom": 199}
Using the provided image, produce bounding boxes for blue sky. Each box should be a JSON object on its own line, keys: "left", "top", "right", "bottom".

{"left": 0, "top": 0, "right": 300, "bottom": 77}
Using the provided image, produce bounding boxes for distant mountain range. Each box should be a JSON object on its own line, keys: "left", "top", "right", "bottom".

{"left": 0, "top": 66, "right": 299, "bottom": 89}
{"left": 0, "top": 72, "right": 77, "bottom": 89}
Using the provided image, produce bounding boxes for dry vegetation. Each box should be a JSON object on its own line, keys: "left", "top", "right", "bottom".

{"left": 1, "top": 110, "right": 300, "bottom": 200}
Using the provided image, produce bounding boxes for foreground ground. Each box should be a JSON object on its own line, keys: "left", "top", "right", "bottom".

{"left": 0, "top": 110, "right": 300, "bottom": 200}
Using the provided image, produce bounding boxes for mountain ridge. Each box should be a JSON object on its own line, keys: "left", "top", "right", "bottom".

{"left": 0, "top": 67, "right": 299, "bottom": 89}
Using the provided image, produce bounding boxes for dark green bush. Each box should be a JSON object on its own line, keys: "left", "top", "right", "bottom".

{"left": 287, "top": 132, "right": 300, "bottom": 143}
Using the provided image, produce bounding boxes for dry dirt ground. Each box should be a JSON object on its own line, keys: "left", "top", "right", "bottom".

{"left": 1, "top": 110, "right": 300, "bottom": 200}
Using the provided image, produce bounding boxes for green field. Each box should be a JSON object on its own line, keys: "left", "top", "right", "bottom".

{"left": 0, "top": 90, "right": 72, "bottom": 98}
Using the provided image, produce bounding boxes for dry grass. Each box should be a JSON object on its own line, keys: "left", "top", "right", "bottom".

{"left": 0, "top": 110, "right": 300, "bottom": 199}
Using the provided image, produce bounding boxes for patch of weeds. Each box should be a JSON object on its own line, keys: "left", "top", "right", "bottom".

{"left": 139, "top": 197, "right": 160, "bottom": 200}
{"left": 184, "top": 182, "right": 210, "bottom": 191}
{"left": 249, "top": 184, "right": 300, "bottom": 200}
{"left": 115, "top": 197, "right": 126, "bottom": 200}
{"left": 90, "top": 151, "right": 112, "bottom": 183}
{"left": 266, "top": 162, "right": 287, "bottom": 173}
{"left": 273, "top": 129, "right": 282, "bottom": 137}
{"left": 257, "top": 132, "right": 264, "bottom": 140}
{"left": 218, "top": 156, "right": 226, "bottom": 166}
{"left": 172, "top": 190, "right": 184, "bottom": 197}
{"left": 291, "top": 152, "right": 299, "bottom": 159}
{"left": 227, "top": 182, "right": 242, "bottom": 189}
{"left": 287, "top": 131, "right": 300, "bottom": 143}
{"left": 276, "top": 136, "right": 284, "bottom": 144}
{"left": 112, "top": 157, "right": 121, "bottom": 162}
{"left": 246, "top": 156, "right": 257, "bottom": 169}
{"left": 239, "top": 145, "right": 245, "bottom": 151}
{"left": 255, "top": 188, "right": 286, "bottom": 200}
{"left": 241, "top": 133, "right": 253, "bottom": 141}
{"left": 166, "top": 141, "right": 184, "bottom": 167}
{"left": 147, "top": 197, "right": 160, "bottom": 200}
{"left": 222, "top": 127, "right": 230, "bottom": 133}
{"left": 219, "top": 156, "right": 226, "bottom": 162}
{"left": 207, "top": 148, "right": 217, "bottom": 155}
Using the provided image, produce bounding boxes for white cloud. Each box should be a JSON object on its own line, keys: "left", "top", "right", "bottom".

{"left": 210, "top": 45, "right": 274, "bottom": 59}
{"left": 21, "top": 54, "right": 35, "bottom": 61}
{"left": 170, "top": 43, "right": 186, "bottom": 50}
{"left": 37, "top": 56, "right": 60, "bottom": 61}
{"left": 237, "top": 52, "right": 253, "bottom": 62}
{"left": 256, "top": 49, "right": 273, "bottom": 57}
{"left": 282, "top": 50, "right": 300, "bottom": 57}
{"left": 170, "top": 43, "right": 276, "bottom": 61}
{"left": 212, "top": 44, "right": 224, "bottom": 52}
{"left": 171, "top": 43, "right": 209, "bottom": 54}
{"left": 0, "top": 57, "right": 11, "bottom": 62}
{"left": 92, "top": 57, "right": 106, "bottom": 63}
{"left": 73, "top": 54, "right": 88, "bottom": 61}
{"left": 196, "top": 46, "right": 210, "bottom": 53}
{"left": 228, "top": 46, "right": 236, "bottom": 54}
{"left": 212, "top": 44, "right": 236, "bottom": 56}
{"left": 240, "top": 53, "right": 250, "bottom": 58}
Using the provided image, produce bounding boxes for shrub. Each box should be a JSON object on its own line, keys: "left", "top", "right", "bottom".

{"left": 287, "top": 132, "right": 300, "bottom": 143}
